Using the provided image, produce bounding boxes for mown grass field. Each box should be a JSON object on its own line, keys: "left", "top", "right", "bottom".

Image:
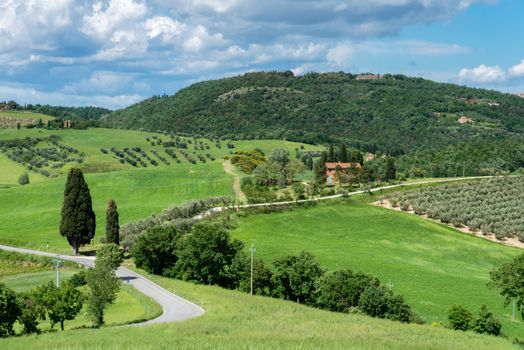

{"left": 230, "top": 196, "right": 524, "bottom": 339}
{"left": 0, "top": 128, "right": 319, "bottom": 252}
{"left": 0, "top": 269, "right": 517, "bottom": 350}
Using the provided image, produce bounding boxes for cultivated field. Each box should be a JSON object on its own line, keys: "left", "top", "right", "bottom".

{"left": 0, "top": 110, "right": 55, "bottom": 128}
{"left": 230, "top": 196, "right": 524, "bottom": 339}
{"left": 385, "top": 177, "right": 524, "bottom": 241}
{"left": 0, "top": 128, "right": 319, "bottom": 252}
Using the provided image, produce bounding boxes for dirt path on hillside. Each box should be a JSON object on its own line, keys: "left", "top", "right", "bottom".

{"left": 374, "top": 199, "right": 524, "bottom": 250}
{"left": 223, "top": 159, "right": 247, "bottom": 204}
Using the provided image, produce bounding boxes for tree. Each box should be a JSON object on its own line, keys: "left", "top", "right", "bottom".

{"left": 16, "top": 122, "right": 20, "bottom": 130}
{"left": 86, "top": 244, "right": 124, "bottom": 327}
{"left": 269, "top": 148, "right": 290, "bottom": 167}
{"left": 447, "top": 304, "right": 473, "bottom": 331}
{"left": 315, "top": 269, "right": 379, "bottom": 313}
{"left": 131, "top": 225, "right": 182, "bottom": 275}
{"left": 230, "top": 252, "right": 273, "bottom": 295}
{"left": 473, "top": 304, "right": 501, "bottom": 336}
{"left": 0, "top": 283, "right": 21, "bottom": 337}
{"left": 384, "top": 157, "right": 396, "bottom": 181}
{"left": 271, "top": 251, "right": 324, "bottom": 305}
{"left": 314, "top": 159, "right": 327, "bottom": 184}
{"left": 35, "top": 281, "right": 84, "bottom": 331}
{"left": 106, "top": 199, "right": 120, "bottom": 245}
{"left": 17, "top": 290, "right": 46, "bottom": 334}
{"left": 173, "top": 223, "right": 243, "bottom": 287}
{"left": 490, "top": 253, "right": 524, "bottom": 318}
{"left": 60, "top": 168, "right": 96, "bottom": 254}
{"left": 338, "top": 144, "right": 348, "bottom": 162}
{"left": 18, "top": 173, "right": 29, "bottom": 185}
{"left": 327, "top": 145, "right": 335, "bottom": 162}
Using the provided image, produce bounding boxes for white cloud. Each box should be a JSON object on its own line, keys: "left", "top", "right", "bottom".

{"left": 81, "top": 0, "right": 148, "bottom": 40}
{"left": 0, "top": 0, "right": 72, "bottom": 53}
{"left": 145, "top": 16, "right": 186, "bottom": 43}
{"left": 63, "top": 71, "right": 137, "bottom": 94}
{"left": 326, "top": 44, "right": 353, "bottom": 67}
{"left": 0, "top": 83, "right": 142, "bottom": 109}
{"left": 182, "top": 25, "right": 225, "bottom": 53}
{"left": 458, "top": 64, "right": 506, "bottom": 83}
{"left": 508, "top": 59, "right": 524, "bottom": 78}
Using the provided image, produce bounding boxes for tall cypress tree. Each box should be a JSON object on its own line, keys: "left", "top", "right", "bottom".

{"left": 327, "top": 145, "right": 335, "bottom": 162}
{"left": 60, "top": 168, "right": 95, "bottom": 254}
{"left": 338, "top": 144, "right": 348, "bottom": 163}
{"left": 384, "top": 157, "right": 397, "bottom": 181}
{"left": 105, "top": 199, "right": 120, "bottom": 245}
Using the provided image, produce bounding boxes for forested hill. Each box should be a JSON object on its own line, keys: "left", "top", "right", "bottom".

{"left": 102, "top": 71, "right": 524, "bottom": 154}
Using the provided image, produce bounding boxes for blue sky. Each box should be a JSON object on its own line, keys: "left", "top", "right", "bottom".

{"left": 1, "top": 0, "right": 523, "bottom": 109}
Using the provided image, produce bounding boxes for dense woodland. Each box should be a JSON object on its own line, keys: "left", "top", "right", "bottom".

{"left": 104, "top": 71, "right": 524, "bottom": 154}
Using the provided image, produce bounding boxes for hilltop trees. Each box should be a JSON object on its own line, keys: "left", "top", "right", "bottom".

{"left": 60, "top": 168, "right": 96, "bottom": 254}
{"left": 106, "top": 199, "right": 120, "bottom": 245}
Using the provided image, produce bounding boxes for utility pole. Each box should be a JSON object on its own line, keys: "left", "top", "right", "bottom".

{"left": 55, "top": 254, "right": 61, "bottom": 288}
{"left": 249, "top": 243, "right": 256, "bottom": 296}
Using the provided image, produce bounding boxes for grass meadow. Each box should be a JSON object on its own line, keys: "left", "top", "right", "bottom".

{"left": 0, "top": 269, "right": 517, "bottom": 350}
{"left": 230, "top": 197, "right": 524, "bottom": 339}
{"left": 0, "top": 128, "right": 320, "bottom": 252}
{"left": 0, "top": 110, "right": 55, "bottom": 121}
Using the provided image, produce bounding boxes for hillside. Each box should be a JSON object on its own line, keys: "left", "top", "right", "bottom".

{"left": 103, "top": 72, "right": 524, "bottom": 155}
{"left": 0, "top": 269, "right": 517, "bottom": 350}
{"left": 0, "top": 110, "right": 55, "bottom": 128}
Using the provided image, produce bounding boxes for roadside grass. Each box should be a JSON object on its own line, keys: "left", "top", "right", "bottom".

{"left": 0, "top": 271, "right": 516, "bottom": 350}
{"left": 0, "top": 254, "right": 162, "bottom": 331}
{"left": 230, "top": 198, "right": 524, "bottom": 339}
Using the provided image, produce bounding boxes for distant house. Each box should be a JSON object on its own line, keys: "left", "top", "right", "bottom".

{"left": 63, "top": 120, "right": 73, "bottom": 128}
{"left": 356, "top": 74, "right": 382, "bottom": 80}
{"left": 516, "top": 93, "right": 524, "bottom": 98}
{"left": 326, "top": 162, "right": 361, "bottom": 186}
{"left": 364, "top": 153, "right": 376, "bottom": 161}
{"left": 488, "top": 102, "right": 500, "bottom": 106}
{"left": 457, "top": 116, "right": 474, "bottom": 124}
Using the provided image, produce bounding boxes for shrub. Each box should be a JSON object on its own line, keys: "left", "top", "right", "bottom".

{"left": 447, "top": 304, "right": 474, "bottom": 331}
{"left": 18, "top": 173, "right": 29, "bottom": 185}
{"left": 0, "top": 283, "right": 21, "bottom": 337}
{"left": 473, "top": 304, "right": 502, "bottom": 336}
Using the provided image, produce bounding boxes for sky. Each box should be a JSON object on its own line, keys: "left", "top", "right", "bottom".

{"left": 1, "top": 0, "right": 524, "bottom": 109}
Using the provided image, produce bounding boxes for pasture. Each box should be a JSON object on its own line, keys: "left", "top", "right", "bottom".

{"left": 0, "top": 269, "right": 516, "bottom": 350}
{"left": 230, "top": 197, "right": 524, "bottom": 339}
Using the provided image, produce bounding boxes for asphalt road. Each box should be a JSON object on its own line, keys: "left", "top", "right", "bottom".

{"left": 0, "top": 244, "right": 205, "bottom": 326}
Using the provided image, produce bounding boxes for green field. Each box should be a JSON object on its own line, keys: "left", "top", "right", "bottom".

{"left": 230, "top": 197, "right": 524, "bottom": 339}
{"left": 0, "top": 110, "right": 55, "bottom": 121}
{"left": 0, "top": 269, "right": 516, "bottom": 350}
{"left": 0, "top": 128, "right": 319, "bottom": 252}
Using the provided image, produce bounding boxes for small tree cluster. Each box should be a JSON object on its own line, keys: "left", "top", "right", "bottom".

{"left": 447, "top": 304, "right": 501, "bottom": 336}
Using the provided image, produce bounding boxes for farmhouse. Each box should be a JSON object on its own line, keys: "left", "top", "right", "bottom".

{"left": 326, "top": 162, "right": 361, "bottom": 186}
{"left": 356, "top": 74, "right": 382, "bottom": 80}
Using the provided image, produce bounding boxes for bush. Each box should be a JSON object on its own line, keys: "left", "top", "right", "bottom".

{"left": 315, "top": 269, "right": 379, "bottom": 313}
{"left": 18, "top": 173, "right": 29, "bottom": 185}
{"left": 131, "top": 226, "right": 183, "bottom": 276}
{"left": 69, "top": 270, "right": 88, "bottom": 287}
{"left": 0, "top": 283, "right": 21, "bottom": 337}
{"left": 447, "top": 304, "right": 474, "bottom": 331}
{"left": 358, "top": 284, "right": 413, "bottom": 323}
{"left": 473, "top": 304, "right": 502, "bottom": 336}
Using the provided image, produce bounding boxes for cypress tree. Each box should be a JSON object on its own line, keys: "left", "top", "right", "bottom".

{"left": 105, "top": 199, "right": 120, "bottom": 245}
{"left": 327, "top": 145, "right": 335, "bottom": 162}
{"left": 60, "top": 168, "right": 96, "bottom": 254}
{"left": 384, "top": 157, "right": 397, "bottom": 181}
{"left": 338, "top": 144, "right": 348, "bottom": 163}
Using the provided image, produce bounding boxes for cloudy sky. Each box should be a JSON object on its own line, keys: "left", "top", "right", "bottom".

{"left": 1, "top": 0, "right": 523, "bottom": 109}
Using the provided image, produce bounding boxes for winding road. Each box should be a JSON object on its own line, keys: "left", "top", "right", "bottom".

{"left": 0, "top": 244, "right": 205, "bottom": 326}
{"left": 0, "top": 175, "right": 492, "bottom": 327}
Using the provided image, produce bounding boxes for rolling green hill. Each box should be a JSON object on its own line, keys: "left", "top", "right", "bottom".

{"left": 103, "top": 71, "right": 524, "bottom": 155}
{"left": 230, "top": 196, "right": 524, "bottom": 339}
{"left": 0, "top": 269, "right": 517, "bottom": 350}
